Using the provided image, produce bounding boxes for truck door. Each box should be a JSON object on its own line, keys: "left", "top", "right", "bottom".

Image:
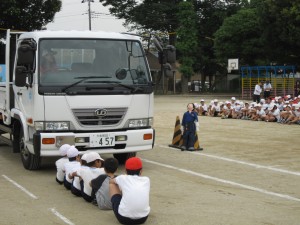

{"left": 14, "top": 39, "right": 37, "bottom": 120}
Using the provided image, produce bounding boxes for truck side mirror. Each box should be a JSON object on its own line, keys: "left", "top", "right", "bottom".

{"left": 18, "top": 43, "right": 35, "bottom": 65}
{"left": 15, "top": 66, "right": 27, "bottom": 87}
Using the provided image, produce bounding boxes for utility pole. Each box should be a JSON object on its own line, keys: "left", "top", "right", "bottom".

{"left": 81, "top": 0, "right": 94, "bottom": 30}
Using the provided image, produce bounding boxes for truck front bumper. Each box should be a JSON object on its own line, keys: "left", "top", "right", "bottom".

{"left": 32, "top": 128, "right": 155, "bottom": 156}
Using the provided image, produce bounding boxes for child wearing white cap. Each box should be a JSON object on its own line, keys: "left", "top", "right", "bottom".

{"left": 63, "top": 146, "right": 81, "bottom": 190}
{"left": 70, "top": 153, "right": 88, "bottom": 197}
{"left": 280, "top": 105, "right": 293, "bottom": 123}
{"left": 198, "top": 99, "right": 208, "bottom": 116}
{"left": 209, "top": 99, "right": 220, "bottom": 117}
{"left": 72, "top": 152, "right": 105, "bottom": 202}
{"left": 55, "top": 144, "right": 71, "bottom": 184}
{"left": 287, "top": 104, "right": 300, "bottom": 124}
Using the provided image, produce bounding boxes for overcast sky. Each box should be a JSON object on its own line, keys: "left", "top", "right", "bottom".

{"left": 46, "top": 0, "right": 128, "bottom": 32}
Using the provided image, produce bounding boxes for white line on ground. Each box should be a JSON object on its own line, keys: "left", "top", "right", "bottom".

{"left": 157, "top": 145, "right": 300, "bottom": 176}
{"left": 2, "top": 174, "right": 38, "bottom": 200}
{"left": 143, "top": 159, "right": 300, "bottom": 203}
{"left": 50, "top": 208, "right": 75, "bottom": 225}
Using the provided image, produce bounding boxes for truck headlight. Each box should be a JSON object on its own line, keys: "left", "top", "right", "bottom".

{"left": 35, "top": 121, "right": 70, "bottom": 131}
{"left": 126, "top": 118, "right": 153, "bottom": 128}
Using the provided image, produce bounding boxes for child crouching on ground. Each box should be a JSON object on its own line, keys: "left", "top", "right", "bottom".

{"left": 110, "top": 157, "right": 150, "bottom": 224}
{"left": 63, "top": 146, "right": 81, "bottom": 190}
{"left": 71, "top": 152, "right": 105, "bottom": 202}
{"left": 55, "top": 144, "right": 71, "bottom": 184}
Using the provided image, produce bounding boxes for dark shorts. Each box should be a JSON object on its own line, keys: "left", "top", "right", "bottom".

{"left": 111, "top": 194, "right": 148, "bottom": 225}
{"left": 63, "top": 177, "right": 71, "bottom": 190}
{"left": 201, "top": 111, "right": 207, "bottom": 116}
{"left": 71, "top": 185, "right": 82, "bottom": 197}
{"left": 213, "top": 111, "right": 219, "bottom": 117}
{"left": 56, "top": 177, "right": 63, "bottom": 185}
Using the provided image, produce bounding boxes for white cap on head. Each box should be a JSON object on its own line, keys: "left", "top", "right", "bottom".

{"left": 214, "top": 99, "right": 218, "bottom": 102}
{"left": 81, "top": 153, "right": 88, "bottom": 161}
{"left": 85, "top": 152, "right": 103, "bottom": 163}
{"left": 67, "top": 146, "right": 79, "bottom": 158}
{"left": 200, "top": 99, "right": 205, "bottom": 102}
{"left": 231, "top": 97, "right": 236, "bottom": 100}
{"left": 59, "top": 144, "right": 71, "bottom": 156}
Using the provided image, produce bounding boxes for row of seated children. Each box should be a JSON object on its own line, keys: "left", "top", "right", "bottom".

{"left": 55, "top": 144, "right": 150, "bottom": 224}
{"left": 195, "top": 95, "right": 300, "bottom": 125}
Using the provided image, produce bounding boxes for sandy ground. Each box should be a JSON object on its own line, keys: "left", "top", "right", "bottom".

{"left": 0, "top": 95, "right": 300, "bottom": 225}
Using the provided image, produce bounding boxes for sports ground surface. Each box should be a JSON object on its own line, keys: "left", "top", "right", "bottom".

{"left": 0, "top": 95, "right": 299, "bottom": 225}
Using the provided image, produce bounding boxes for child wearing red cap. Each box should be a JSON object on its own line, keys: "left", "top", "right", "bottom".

{"left": 109, "top": 157, "right": 150, "bottom": 224}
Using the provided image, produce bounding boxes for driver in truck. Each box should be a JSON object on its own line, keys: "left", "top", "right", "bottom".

{"left": 40, "top": 49, "right": 57, "bottom": 78}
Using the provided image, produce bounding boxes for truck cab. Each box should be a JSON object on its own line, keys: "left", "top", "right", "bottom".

{"left": 0, "top": 30, "right": 155, "bottom": 170}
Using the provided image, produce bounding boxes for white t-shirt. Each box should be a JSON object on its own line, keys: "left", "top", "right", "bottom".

{"left": 263, "top": 83, "right": 272, "bottom": 91}
{"left": 116, "top": 175, "right": 150, "bottom": 219}
{"left": 77, "top": 167, "right": 105, "bottom": 196}
{"left": 211, "top": 104, "right": 220, "bottom": 112}
{"left": 271, "top": 108, "right": 281, "bottom": 120}
{"left": 257, "top": 109, "right": 266, "bottom": 116}
{"left": 254, "top": 84, "right": 262, "bottom": 95}
{"left": 55, "top": 157, "right": 69, "bottom": 182}
{"left": 64, "top": 161, "right": 81, "bottom": 183}
{"left": 73, "top": 165, "right": 88, "bottom": 190}
{"left": 199, "top": 104, "right": 208, "bottom": 111}
{"left": 293, "top": 110, "right": 300, "bottom": 117}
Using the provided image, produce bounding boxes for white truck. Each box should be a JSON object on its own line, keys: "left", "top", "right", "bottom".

{"left": 0, "top": 29, "right": 156, "bottom": 170}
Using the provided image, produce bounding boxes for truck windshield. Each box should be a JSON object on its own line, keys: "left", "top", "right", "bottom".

{"left": 38, "top": 39, "right": 151, "bottom": 95}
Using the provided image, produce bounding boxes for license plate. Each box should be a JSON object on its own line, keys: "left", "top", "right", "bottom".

{"left": 90, "top": 133, "right": 115, "bottom": 147}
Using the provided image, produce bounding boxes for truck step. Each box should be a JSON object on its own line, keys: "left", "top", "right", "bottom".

{"left": 0, "top": 135, "right": 12, "bottom": 146}
{"left": 0, "top": 124, "right": 12, "bottom": 134}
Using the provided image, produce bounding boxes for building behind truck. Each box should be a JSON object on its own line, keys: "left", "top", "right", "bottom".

{"left": 0, "top": 29, "right": 157, "bottom": 170}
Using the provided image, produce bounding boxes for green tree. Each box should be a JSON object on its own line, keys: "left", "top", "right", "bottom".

{"left": 194, "top": 0, "right": 247, "bottom": 91}
{"left": 0, "top": 0, "right": 61, "bottom": 32}
{"left": 214, "top": 8, "right": 264, "bottom": 66}
{"left": 176, "top": 1, "right": 198, "bottom": 93}
{"left": 99, "top": 0, "right": 180, "bottom": 44}
{"left": 258, "top": 0, "right": 300, "bottom": 65}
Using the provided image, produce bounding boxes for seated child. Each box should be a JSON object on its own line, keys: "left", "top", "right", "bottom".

{"left": 72, "top": 152, "right": 105, "bottom": 202}
{"left": 55, "top": 144, "right": 70, "bottom": 184}
{"left": 90, "top": 158, "right": 119, "bottom": 210}
{"left": 110, "top": 157, "right": 150, "bottom": 225}
{"left": 63, "top": 146, "right": 81, "bottom": 190}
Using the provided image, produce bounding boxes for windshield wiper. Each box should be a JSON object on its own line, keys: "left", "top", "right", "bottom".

{"left": 61, "top": 76, "right": 111, "bottom": 93}
{"left": 86, "top": 81, "right": 143, "bottom": 93}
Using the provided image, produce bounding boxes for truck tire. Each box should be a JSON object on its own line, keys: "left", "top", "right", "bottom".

{"left": 12, "top": 121, "right": 21, "bottom": 153}
{"left": 18, "top": 126, "right": 41, "bottom": 170}
{"left": 113, "top": 152, "right": 136, "bottom": 164}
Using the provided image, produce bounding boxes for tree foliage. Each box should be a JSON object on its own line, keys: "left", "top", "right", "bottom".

{"left": 214, "top": 8, "right": 264, "bottom": 65}
{"left": 175, "top": 1, "right": 198, "bottom": 93}
{"left": 0, "top": 0, "right": 61, "bottom": 32}
{"left": 99, "top": 0, "right": 179, "bottom": 33}
{"left": 258, "top": 0, "right": 300, "bottom": 65}
{"left": 214, "top": 0, "right": 300, "bottom": 67}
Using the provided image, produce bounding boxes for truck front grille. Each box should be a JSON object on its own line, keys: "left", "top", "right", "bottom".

{"left": 72, "top": 108, "right": 127, "bottom": 126}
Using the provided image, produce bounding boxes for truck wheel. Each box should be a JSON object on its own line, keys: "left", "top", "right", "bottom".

{"left": 113, "top": 152, "right": 136, "bottom": 164}
{"left": 12, "top": 122, "right": 21, "bottom": 153}
{"left": 19, "top": 126, "right": 41, "bottom": 170}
